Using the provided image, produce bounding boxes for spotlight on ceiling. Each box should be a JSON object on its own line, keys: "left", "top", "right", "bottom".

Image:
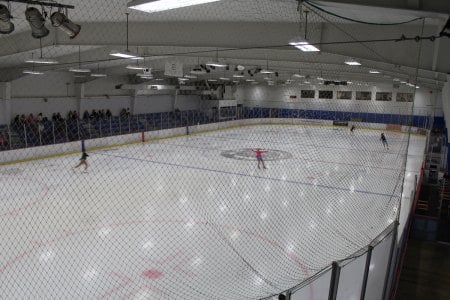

{"left": 51, "top": 11, "right": 81, "bottom": 39}
{"left": 128, "top": 0, "right": 222, "bottom": 14}
{"left": 0, "top": 4, "right": 14, "bottom": 34}
{"left": 25, "top": 7, "right": 50, "bottom": 39}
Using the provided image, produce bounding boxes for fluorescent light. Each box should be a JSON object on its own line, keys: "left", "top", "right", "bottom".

{"left": 304, "top": 81, "right": 310, "bottom": 84}
{"left": 251, "top": 81, "right": 259, "bottom": 84}
{"left": 416, "top": 86, "right": 419, "bottom": 89}
{"left": 293, "top": 74, "right": 305, "bottom": 78}
{"left": 206, "top": 61, "right": 227, "bottom": 68}
{"left": 25, "top": 58, "right": 58, "bottom": 64}
{"left": 184, "top": 74, "right": 197, "bottom": 79}
{"left": 219, "top": 77, "right": 230, "bottom": 81}
{"left": 137, "top": 73, "right": 153, "bottom": 78}
{"left": 128, "top": 0, "right": 221, "bottom": 13}
{"left": 178, "top": 77, "right": 189, "bottom": 81}
{"left": 393, "top": 78, "right": 400, "bottom": 81}
{"left": 260, "top": 69, "right": 274, "bottom": 74}
{"left": 23, "top": 70, "right": 44, "bottom": 75}
{"left": 246, "top": 79, "right": 255, "bottom": 82}
{"left": 369, "top": 70, "right": 380, "bottom": 74}
{"left": 232, "top": 80, "right": 239, "bottom": 83}
{"left": 233, "top": 74, "right": 245, "bottom": 78}
{"left": 109, "top": 50, "right": 143, "bottom": 60}
{"left": 91, "top": 73, "right": 107, "bottom": 77}
{"left": 69, "top": 67, "right": 91, "bottom": 73}
{"left": 263, "top": 77, "right": 272, "bottom": 80}
{"left": 347, "top": 81, "right": 353, "bottom": 84}
{"left": 207, "top": 79, "right": 217, "bottom": 82}
{"left": 317, "top": 77, "right": 324, "bottom": 80}
{"left": 126, "top": 65, "right": 149, "bottom": 70}
{"left": 344, "top": 60, "right": 361, "bottom": 66}
{"left": 289, "top": 37, "right": 320, "bottom": 52}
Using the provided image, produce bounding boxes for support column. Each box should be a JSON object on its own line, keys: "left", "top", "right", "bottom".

{"left": 0, "top": 82, "right": 12, "bottom": 125}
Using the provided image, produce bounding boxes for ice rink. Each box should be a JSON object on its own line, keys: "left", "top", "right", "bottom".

{"left": 0, "top": 124, "right": 425, "bottom": 299}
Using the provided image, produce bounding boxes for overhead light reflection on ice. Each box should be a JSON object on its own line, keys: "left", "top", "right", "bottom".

{"left": 260, "top": 212, "right": 268, "bottom": 220}
{"left": 219, "top": 204, "right": 227, "bottom": 212}
{"left": 98, "top": 227, "right": 111, "bottom": 239}
{"left": 185, "top": 220, "right": 195, "bottom": 229}
{"left": 83, "top": 268, "right": 98, "bottom": 281}
{"left": 230, "top": 230, "right": 240, "bottom": 240}
{"left": 39, "top": 249, "right": 55, "bottom": 262}
{"left": 253, "top": 275, "right": 264, "bottom": 286}
{"left": 143, "top": 240, "right": 154, "bottom": 249}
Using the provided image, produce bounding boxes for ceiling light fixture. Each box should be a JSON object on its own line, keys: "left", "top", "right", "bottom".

{"left": 25, "top": 40, "right": 58, "bottom": 64}
{"left": 206, "top": 49, "right": 227, "bottom": 68}
{"left": 207, "top": 79, "right": 217, "bottom": 82}
{"left": 233, "top": 73, "right": 245, "bottom": 78}
{"left": 289, "top": 10, "right": 320, "bottom": 52}
{"left": 128, "top": 0, "right": 221, "bottom": 13}
{"left": 91, "top": 64, "right": 107, "bottom": 77}
{"left": 260, "top": 59, "right": 275, "bottom": 74}
{"left": 126, "top": 65, "right": 149, "bottom": 70}
{"left": 184, "top": 74, "right": 197, "bottom": 79}
{"left": 219, "top": 77, "right": 230, "bottom": 81}
{"left": 70, "top": 46, "right": 90, "bottom": 73}
{"left": 25, "top": 58, "right": 58, "bottom": 64}
{"left": 293, "top": 74, "right": 305, "bottom": 78}
{"left": 289, "top": 38, "right": 320, "bottom": 52}
{"left": 369, "top": 70, "right": 380, "bottom": 74}
{"left": 23, "top": 70, "right": 44, "bottom": 75}
{"left": 50, "top": 10, "right": 81, "bottom": 39}
{"left": 0, "top": 4, "right": 14, "bottom": 34}
{"left": 110, "top": 13, "right": 142, "bottom": 60}
{"left": 25, "top": 7, "right": 50, "bottom": 39}
{"left": 344, "top": 60, "right": 361, "bottom": 66}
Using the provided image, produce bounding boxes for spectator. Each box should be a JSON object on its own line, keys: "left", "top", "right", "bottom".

{"left": 83, "top": 110, "right": 90, "bottom": 120}
{"left": 105, "top": 109, "right": 112, "bottom": 118}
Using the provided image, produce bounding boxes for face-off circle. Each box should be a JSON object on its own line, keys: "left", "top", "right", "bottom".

{"left": 221, "top": 148, "right": 293, "bottom": 161}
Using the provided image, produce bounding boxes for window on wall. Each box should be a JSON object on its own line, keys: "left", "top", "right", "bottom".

{"left": 318, "top": 90, "right": 333, "bottom": 99}
{"left": 301, "top": 90, "right": 315, "bottom": 99}
{"left": 337, "top": 91, "right": 352, "bottom": 100}
{"left": 396, "top": 93, "right": 414, "bottom": 102}
{"left": 376, "top": 92, "right": 392, "bottom": 101}
{"left": 355, "top": 91, "right": 372, "bottom": 100}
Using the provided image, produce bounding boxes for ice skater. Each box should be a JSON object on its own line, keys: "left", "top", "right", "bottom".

{"left": 252, "top": 148, "right": 267, "bottom": 169}
{"left": 74, "top": 151, "right": 89, "bottom": 172}
{"left": 380, "top": 133, "right": 389, "bottom": 149}
{"left": 350, "top": 125, "right": 355, "bottom": 133}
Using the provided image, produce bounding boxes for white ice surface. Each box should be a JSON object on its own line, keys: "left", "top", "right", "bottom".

{"left": 0, "top": 124, "right": 426, "bottom": 299}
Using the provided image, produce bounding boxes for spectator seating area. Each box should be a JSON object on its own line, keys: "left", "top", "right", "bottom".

{"left": 0, "top": 106, "right": 438, "bottom": 151}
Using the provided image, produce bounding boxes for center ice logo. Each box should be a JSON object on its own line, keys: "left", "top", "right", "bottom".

{"left": 221, "top": 148, "right": 292, "bottom": 161}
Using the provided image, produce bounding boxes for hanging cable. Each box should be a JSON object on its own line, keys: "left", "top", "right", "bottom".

{"left": 303, "top": 0, "right": 424, "bottom": 26}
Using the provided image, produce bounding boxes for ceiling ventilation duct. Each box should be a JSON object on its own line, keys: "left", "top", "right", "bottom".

{"left": 25, "top": 7, "right": 49, "bottom": 38}
{"left": 0, "top": 4, "right": 14, "bottom": 34}
{"left": 51, "top": 11, "right": 81, "bottom": 39}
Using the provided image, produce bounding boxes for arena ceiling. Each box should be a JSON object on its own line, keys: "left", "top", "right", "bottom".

{"left": 0, "top": 0, "right": 449, "bottom": 90}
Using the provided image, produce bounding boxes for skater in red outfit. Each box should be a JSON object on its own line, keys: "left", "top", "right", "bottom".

{"left": 252, "top": 148, "right": 267, "bottom": 169}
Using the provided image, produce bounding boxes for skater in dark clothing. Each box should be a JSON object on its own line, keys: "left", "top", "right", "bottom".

{"left": 252, "top": 148, "right": 267, "bottom": 169}
{"left": 74, "top": 151, "right": 89, "bottom": 172}
{"left": 380, "top": 133, "right": 389, "bottom": 149}
{"left": 350, "top": 125, "right": 355, "bottom": 133}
